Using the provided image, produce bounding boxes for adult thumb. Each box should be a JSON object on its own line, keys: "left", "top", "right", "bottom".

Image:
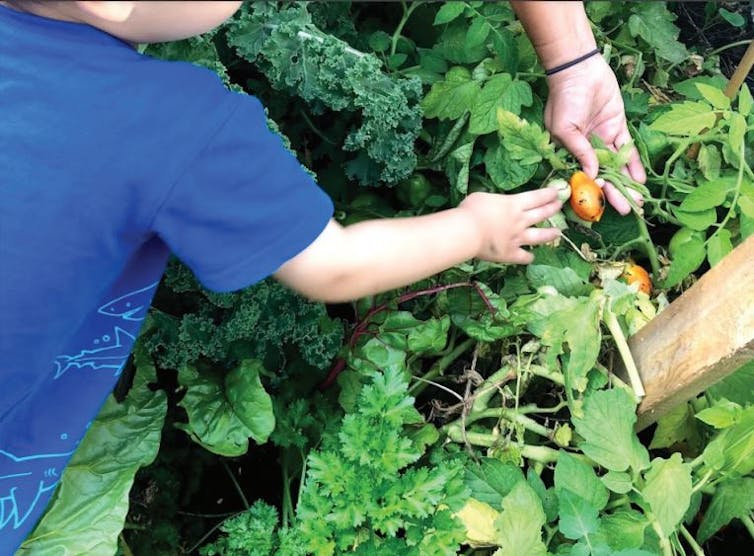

{"left": 558, "top": 129, "right": 599, "bottom": 179}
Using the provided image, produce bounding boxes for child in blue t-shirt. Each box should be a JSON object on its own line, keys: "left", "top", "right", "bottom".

{"left": 0, "top": 1, "right": 642, "bottom": 552}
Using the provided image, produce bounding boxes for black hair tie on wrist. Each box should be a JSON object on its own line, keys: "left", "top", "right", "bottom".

{"left": 544, "top": 47, "right": 601, "bottom": 76}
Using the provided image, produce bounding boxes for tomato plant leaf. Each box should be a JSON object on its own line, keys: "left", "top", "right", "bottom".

{"left": 697, "top": 477, "right": 754, "bottom": 543}
{"left": 680, "top": 179, "right": 730, "bottom": 211}
{"left": 572, "top": 388, "right": 649, "bottom": 473}
{"left": 422, "top": 66, "right": 482, "bottom": 120}
{"left": 649, "top": 102, "right": 717, "bottom": 136}
{"left": 597, "top": 509, "right": 649, "bottom": 552}
{"left": 554, "top": 451, "right": 609, "bottom": 510}
{"left": 696, "top": 398, "right": 742, "bottom": 429}
{"left": 496, "top": 108, "right": 557, "bottom": 166}
{"left": 558, "top": 489, "right": 600, "bottom": 541}
{"left": 640, "top": 454, "right": 692, "bottom": 537}
{"left": 469, "top": 74, "right": 532, "bottom": 135}
{"left": 492, "top": 481, "right": 547, "bottom": 556}
{"left": 701, "top": 405, "right": 754, "bottom": 476}
{"left": 738, "top": 84, "right": 753, "bottom": 117}
{"left": 706, "top": 228, "right": 733, "bottom": 267}
{"left": 463, "top": 458, "right": 525, "bottom": 507}
{"left": 484, "top": 141, "right": 539, "bottom": 190}
{"left": 433, "top": 2, "right": 467, "bottom": 26}
{"left": 672, "top": 75, "right": 728, "bottom": 100}
{"left": 697, "top": 144, "right": 721, "bottom": 180}
{"left": 600, "top": 471, "right": 633, "bottom": 495}
{"left": 695, "top": 83, "right": 730, "bottom": 110}
{"left": 627, "top": 3, "right": 688, "bottom": 64}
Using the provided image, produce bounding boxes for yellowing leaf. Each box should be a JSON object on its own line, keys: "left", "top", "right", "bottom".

{"left": 454, "top": 498, "right": 501, "bottom": 547}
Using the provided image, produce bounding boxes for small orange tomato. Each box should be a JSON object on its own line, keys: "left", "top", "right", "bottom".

{"left": 569, "top": 171, "right": 605, "bottom": 222}
{"left": 622, "top": 262, "right": 652, "bottom": 294}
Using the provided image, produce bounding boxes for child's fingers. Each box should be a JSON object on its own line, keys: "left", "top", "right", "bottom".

{"left": 507, "top": 248, "right": 535, "bottom": 265}
{"left": 516, "top": 186, "right": 560, "bottom": 208}
{"left": 519, "top": 226, "right": 562, "bottom": 246}
{"left": 522, "top": 198, "right": 563, "bottom": 227}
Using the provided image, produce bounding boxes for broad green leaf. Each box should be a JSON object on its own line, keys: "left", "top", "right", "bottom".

{"left": 422, "top": 66, "right": 481, "bottom": 120}
{"left": 649, "top": 403, "right": 695, "bottom": 449}
{"left": 719, "top": 7, "right": 746, "bottom": 27}
{"left": 406, "top": 315, "right": 451, "bottom": 354}
{"left": 708, "top": 359, "right": 754, "bottom": 406}
{"left": 446, "top": 139, "right": 475, "bottom": 196}
{"left": 702, "top": 405, "right": 754, "bottom": 476}
{"left": 674, "top": 207, "right": 717, "bottom": 231}
{"left": 360, "top": 338, "right": 407, "bottom": 375}
{"left": 672, "top": 75, "right": 728, "bottom": 100}
{"left": 698, "top": 477, "right": 754, "bottom": 542}
{"left": 526, "top": 292, "right": 601, "bottom": 392}
{"left": 22, "top": 350, "right": 167, "bottom": 555}
{"left": 738, "top": 84, "right": 753, "bottom": 116}
{"left": 491, "top": 27, "right": 518, "bottom": 74}
{"left": 526, "top": 265, "right": 592, "bottom": 297}
{"left": 527, "top": 468, "right": 559, "bottom": 523}
{"left": 597, "top": 509, "right": 648, "bottom": 551}
{"left": 484, "top": 141, "right": 538, "bottom": 190}
{"left": 558, "top": 489, "right": 600, "bottom": 541}
{"left": 649, "top": 102, "right": 716, "bottom": 136}
{"left": 680, "top": 179, "right": 730, "bottom": 211}
{"left": 469, "top": 74, "right": 532, "bottom": 134}
{"left": 465, "top": 16, "right": 491, "bottom": 50}
{"left": 493, "top": 481, "right": 547, "bottom": 556}
{"left": 464, "top": 458, "right": 525, "bottom": 507}
{"left": 177, "top": 363, "right": 269, "bottom": 456}
{"left": 728, "top": 112, "right": 747, "bottom": 157}
{"left": 697, "top": 144, "right": 721, "bottom": 180}
{"left": 695, "top": 83, "right": 730, "bottom": 110}
{"left": 627, "top": 3, "right": 688, "bottom": 63}
{"left": 433, "top": 2, "right": 467, "bottom": 25}
{"left": 707, "top": 229, "right": 733, "bottom": 267}
{"left": 225, "top": 359, "right": 275, "bottom": 444}
{"left": 663, "top": 230, "right": 706, "bottom": 288}
{"left": 448, "top": 284, "right": 518, "bottom": 342}
{"left": 641, "top": 454, "right": 692, "bottom": 537}
{"left": 554, "top": 451, "right": 609, "bottom": 510}
{"left": 696, "top": 398, "right": 742, "bottom": 429}
{"left": 496, "top": 108, "right": 556, "bottom": 166}
{"left": 572, "top": 388, "right": 649, "bottom": 472}
{"left": 600, "top": 471, "right": 633, "bottom": 494}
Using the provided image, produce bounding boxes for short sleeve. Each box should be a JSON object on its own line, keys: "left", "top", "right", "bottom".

{"left": 152, "top": 94, "right": 334, "bottom": 292}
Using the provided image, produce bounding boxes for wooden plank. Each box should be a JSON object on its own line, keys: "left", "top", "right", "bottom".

{"left": 627, "top": 234, "right": 754, "bottom": 431}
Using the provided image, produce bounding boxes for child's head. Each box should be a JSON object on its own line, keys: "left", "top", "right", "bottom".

{"left": 2, "top": 1, "right": 243, "bottom": 43}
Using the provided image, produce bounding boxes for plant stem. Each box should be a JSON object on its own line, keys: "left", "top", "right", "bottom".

{"left": 723, "top": 39, "right": 754, "bottom": 99}
{"left": 528, "top": 364, "right": 565, "bottom": 386}
{"left": 444, "top": 407, "right": 554, "bottom": 439}
{"left": 390, "top": 1, "right": 420, "bottom": 57}
{"left": 680, "top": 524, "right": 706, "bottom": 556}
{"left": 603, "top": 307, "right": 645, "bottom": 399}
{"left": 649, "top": 517, "right": 674, "bottom": 556}
{"left": 409, "top": 337, "right": 477, "bottom": 396}
{"left": 119, "top": 534, "right": 134, "bottom": 556}
{"left": 742, "top": 514, "right": 754, "bottom": 540}
{"left": 222, "top": 460, "right": 249, "bottom": 510}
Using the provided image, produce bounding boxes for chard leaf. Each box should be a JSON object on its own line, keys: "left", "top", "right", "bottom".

{"left": 22, "top": 349, "right": 166, "bottom": 555}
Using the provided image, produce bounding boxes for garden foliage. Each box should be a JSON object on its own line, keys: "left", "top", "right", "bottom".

{"left": 21, "top": 2, "right": 754, "bottom": 555}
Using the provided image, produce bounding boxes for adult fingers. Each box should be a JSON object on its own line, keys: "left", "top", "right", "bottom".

{"left": 555, "top": 127, "right": 599, "bottom": 179}
{"left": 600, "top": 180, "right": 644, "bottom": 216}
{"left": 615, "top": 128, "right": 647, "bottom": 184}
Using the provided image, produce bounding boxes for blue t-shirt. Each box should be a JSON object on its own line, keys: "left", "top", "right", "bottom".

{"left": 0, "top": 6, "right": 333, "bottom": 552}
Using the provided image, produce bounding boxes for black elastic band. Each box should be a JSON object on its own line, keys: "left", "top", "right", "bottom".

{"left": 544, "top": 48, "right": 601, "bottom": 76}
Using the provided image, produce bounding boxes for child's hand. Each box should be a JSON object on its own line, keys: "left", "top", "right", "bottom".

{"left": 459, "top": 188, "right": 563, "bottom": 265}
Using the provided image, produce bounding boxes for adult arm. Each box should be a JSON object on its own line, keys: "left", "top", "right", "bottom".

{"left": 511, "top": 1, "right": 646, "bottom": 214}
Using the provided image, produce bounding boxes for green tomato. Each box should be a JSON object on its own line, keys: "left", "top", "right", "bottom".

{"left": 396, "top": 173, "right": 433, "bottom": 207}
{"left": 546, "top": 178, "right": 572, "bottom": 202}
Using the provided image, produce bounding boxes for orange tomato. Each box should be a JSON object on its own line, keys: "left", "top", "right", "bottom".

{"left": 622, "top": 262, "right": 652, "bottom": 294}
{"left": 569, "top": 171, "right": 605, "bottom": 222}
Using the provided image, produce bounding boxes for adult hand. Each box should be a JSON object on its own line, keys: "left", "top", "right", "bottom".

{"left": 545, "top": 54, "right": 646, "bottom": 215}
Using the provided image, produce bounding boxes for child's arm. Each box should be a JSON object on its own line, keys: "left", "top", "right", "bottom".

{"left": 274, "top": 188, "right": 562, "bottom": 302}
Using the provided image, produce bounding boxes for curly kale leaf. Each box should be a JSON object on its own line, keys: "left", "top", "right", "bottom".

{"left": 227, "top": 2, "right": 422, "bottom": 186}
{"left": 295, "top": 366, "right": 469, "bottom": 555}
{"left": 142, "top": 261, "right": 343, "bottom": 371}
